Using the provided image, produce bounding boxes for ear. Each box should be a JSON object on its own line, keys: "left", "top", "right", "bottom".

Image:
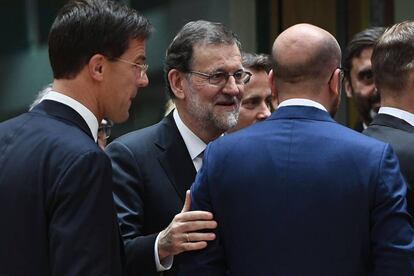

{"left": 269, "top": 69, "right": 278, "bottom": 107}
{"left": 329, "top": 68, "right": 341, "bottom": 97}
{"left": 168, "top": 69, "right": 186, "bottom": 100}
{"left": 88, "top": 54, "right": 105, "bottom": 81}
{"left": 344, "top": 78, "right": 353, "bottom": 98}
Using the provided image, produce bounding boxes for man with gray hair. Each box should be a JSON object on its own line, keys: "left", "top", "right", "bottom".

{"left": 106, "top": 20, "right": 250, "bottom": 276}
{"left": 364, "top": 21, "right": 414, "bottom": 216}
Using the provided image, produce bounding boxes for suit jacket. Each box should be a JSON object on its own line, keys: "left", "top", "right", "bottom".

{"left": 106, "top": 112, "right": 196, "bottom": 276}
{"left": 364, "top": 113, "right": 414, "bottom": 215}
{"left": 0, "top": 100, "right": 123, "bottom": 276}
{"left": 353, "top": 119, "right": 365, "bottom": 132}
{"left": 180, "top": 106, "right": 414, "bottom": 276}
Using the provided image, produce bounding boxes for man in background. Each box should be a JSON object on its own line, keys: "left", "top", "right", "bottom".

{"left": 0, "top": 0, "right": 151, "bottom": 275}
{"left": 364, "top": 21, "right": 414, "bottom": 216}
{"left": 181, "top": 23, "right": 414, "bottom": 275}
{"left": 106, "top": 20, "right": 250, "bottom": 276}
{"left": 228, "top": 52, "right": 272, "bottom": 133}
{"left": 343, "top": 27, "right": 385, "bottom": 131}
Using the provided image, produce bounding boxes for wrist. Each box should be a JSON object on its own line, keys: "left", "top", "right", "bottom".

{"left": 157, "top": 230, "right": 170, "bottom": 260}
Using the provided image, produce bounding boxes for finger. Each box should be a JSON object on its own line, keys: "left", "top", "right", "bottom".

{"left": 182, "top": 241, "right": 209, "bottom": 252}
{"left": 186, "top": 232, "right": 216, "bottom": 242}
{"left": 181, "top": 190, "right": 191, "bottom": 213}
{"left": 175, "top": 210, "right": 214, "bottom": 221}
{"left": 178, "top": 220, "right": 218, "bottom": 233}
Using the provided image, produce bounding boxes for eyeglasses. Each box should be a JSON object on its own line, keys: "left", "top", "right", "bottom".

{"left": 329, "top": 67, "right": 344, "bottom": 83}
{"left": 111, "top": 57, "right": 149, "bottom": 79}
{"left": 189, "top": 69, "right": 252, "bottom": 87}
{"left": 98, "top": 119, "right": 113, "bottom": 139}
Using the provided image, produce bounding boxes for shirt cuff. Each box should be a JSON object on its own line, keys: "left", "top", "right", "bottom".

{"left": 154, "top": 233, "right": 174, "bottom": 272}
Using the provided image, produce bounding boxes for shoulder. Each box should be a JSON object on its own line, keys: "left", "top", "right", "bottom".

{"left": 107, "top": 116, "right": 177, "bottom": 156}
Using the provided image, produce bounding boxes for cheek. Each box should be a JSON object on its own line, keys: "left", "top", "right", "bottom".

{"left": 239, "top": 107, "right": 254, "bottom": 118}
{"left": 358, "top": 84, "right": 376, "bottom": 97}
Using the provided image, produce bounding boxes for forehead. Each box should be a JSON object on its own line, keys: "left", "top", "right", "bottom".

{"left": 122, "top": 38, "right": 146, "bottom": 61}
{"left": 191, "top": 43, "right": 242, "bottom": 70}
{"left": 351, "top": 47, "right": 373, "bottom": 72}
{"left": 244, "top": 70, "right": 271, "bottom": 97}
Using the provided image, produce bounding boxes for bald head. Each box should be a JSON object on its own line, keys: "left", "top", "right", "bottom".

{"left": 272, "top": 24, "right": 341, "bottom": 86}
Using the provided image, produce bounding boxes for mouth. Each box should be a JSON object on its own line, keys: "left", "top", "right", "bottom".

{"left": 215, "top": 97, "right": 240, "bottom": 108}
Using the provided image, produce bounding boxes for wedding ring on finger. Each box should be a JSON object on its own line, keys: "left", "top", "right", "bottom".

{"left": 185, "top": 233, "right": 190, "bottom": 243}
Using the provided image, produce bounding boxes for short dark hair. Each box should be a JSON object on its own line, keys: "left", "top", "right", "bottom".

{"left": 372, "top": 21, "right": 414, "bottom": 93}
{"left": 242, "top": 52, "right": 272, "bottom": 73}
{"left": 164, "top": 20, "right": 241, "bottom": 99}
{"left": 49, "top": 0, "right": 152, "bottom": 79}
{"left": 343, "top": 27, "right": 385, "bottom": 80}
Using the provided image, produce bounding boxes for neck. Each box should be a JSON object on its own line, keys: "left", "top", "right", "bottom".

{"left": 52, "top": 77, "right": 101, "bottom": 122}
{"left": 381, "top": 91, "right": 414, "bottom": 115}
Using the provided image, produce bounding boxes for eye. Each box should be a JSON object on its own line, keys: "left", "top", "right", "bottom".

{"left": 233, "top": 70, "right": 244, "bottom": 80}
{"left": 209, "top": 72, "right": 226, "bottom": 84}
{"left": 242, "top": 97, "right": 261, "bottom": 109}
{"left": 210, "top": 72, "right": 225, "bottom": 79}
{"left": 358, "top": 70, "right": 373, "bottom": 84}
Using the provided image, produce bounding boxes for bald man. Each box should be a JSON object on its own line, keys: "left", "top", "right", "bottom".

{"left": 180, "top": 23, "right": 414, "bottom": 275}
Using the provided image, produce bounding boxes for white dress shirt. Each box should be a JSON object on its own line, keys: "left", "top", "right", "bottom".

{"left": 154, "top": 109, "right": 207, "bottom": 272}
{"left": 173, "top": 109, "right": 207, "bottom": 172}
{"left": 41, "top": 91, "right": 99, "bottom": 142}
{"left": 278, "top": 98, "right": 328, "bottom": 112}
{"left": 378, "top": 107, "right": 414, "bottom": 127}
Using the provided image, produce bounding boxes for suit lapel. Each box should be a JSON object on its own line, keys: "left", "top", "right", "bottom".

{"left": 371, "top": 113, "right": 414, "bottom": 133}
{"left": 155, "top": 112, "right": 196, "bottom": 202}
{"left": 31, "top": 100, "right": 94, "bottom": 140}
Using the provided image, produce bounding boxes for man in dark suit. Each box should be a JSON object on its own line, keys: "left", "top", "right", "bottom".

{"left": 180, "top": 23, "right": 414, "bottom": 275}
{"left": 0, "top": 1, "right": 151, "bottom": 275}
{"left": 343, "top": 27, "right": 385, "bottom": 131}
{"left": 364, "top": 21, "right": 414, "bottom": 216}
{"left": 106, "top": 20, "right": 251, "bottom": 275}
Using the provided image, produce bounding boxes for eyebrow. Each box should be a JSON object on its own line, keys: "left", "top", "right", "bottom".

{"left": 134, "top": 54, "right": 146, "bottom": 63}
{"left": 357, "top": 68, "right": 372, "bottom": 77}
{"left": 242, "top": 95, "right": 262, "bottom": 102}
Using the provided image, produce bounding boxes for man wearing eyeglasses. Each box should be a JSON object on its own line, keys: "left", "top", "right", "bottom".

{"left": 106, "top": 20, "right": 248, "bottom": 276}
{"left": 180, "top": 23, "right": 414, "bottom": 275}
{"left": 0, "top": 1, "right": 151, "bottom": 275}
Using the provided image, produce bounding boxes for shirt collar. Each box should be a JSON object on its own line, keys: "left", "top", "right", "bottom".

{"left": 278, "top": 98, "right": 328, "bottom": 112}
{"left": 41, "top": 91, "right": 99, "bottom": 142}
{"left": 378, "top": 107, "right": 414, "bottom": 127}
{"left": 173, "top": 109, "right": 206, "bottom": 161}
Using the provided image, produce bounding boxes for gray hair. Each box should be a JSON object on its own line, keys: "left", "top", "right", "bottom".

{"left": 242, "top": 52, "right": 272, "bottom": 73}
{"left": 164, "top": 20, "right": 241, "bottom": 99}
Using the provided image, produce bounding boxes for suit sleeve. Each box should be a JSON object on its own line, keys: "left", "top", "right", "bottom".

{"left": 371, "top": 144, "right": 414, "bottom": 275}
{"left": 179, "top": 144, "right": 227, "bottom": 276}
{"left": 48, "top": 150, "right": 122, "bottom": 276}
{"left": 106, "top": 141, "right": 159, "bottom": 276}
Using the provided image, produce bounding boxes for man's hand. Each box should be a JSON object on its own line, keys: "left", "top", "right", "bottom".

{"left": 158, "top": 190, "right": 217, "bottom": 261}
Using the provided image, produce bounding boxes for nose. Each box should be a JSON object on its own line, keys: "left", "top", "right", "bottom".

{"left": 256, "top": 102, "right": 271, "bottom": 121}
{"left": 222, "top": 76, "right": 241, "bottom": 97}
{"left": 137, "top": 72, "right": 149, "bottom": 88}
